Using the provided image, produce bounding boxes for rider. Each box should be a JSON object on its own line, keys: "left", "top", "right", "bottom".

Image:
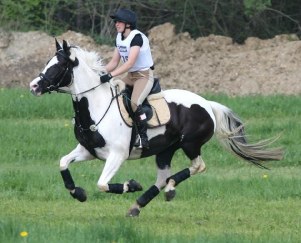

{"left": 100, "top": 8, "right": 154, "bottom": 149}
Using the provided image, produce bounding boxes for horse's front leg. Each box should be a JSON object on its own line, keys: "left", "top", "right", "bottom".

{"left": 97, "top": 151, "right": 142, "bottom": 194}
{"left": 60, "top": 143, "right": 95, "bottom": 202}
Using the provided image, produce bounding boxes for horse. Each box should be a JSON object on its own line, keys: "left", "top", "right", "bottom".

{"left": 29, "top": 39, "right": 283, "bottom": 217}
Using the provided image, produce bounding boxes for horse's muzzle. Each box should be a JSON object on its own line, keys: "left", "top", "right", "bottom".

{"left": 30, "top": 84, "right": 42, "bottom": 96}
{"left": 30, "top": 89, "right": 39, "bottom": 96}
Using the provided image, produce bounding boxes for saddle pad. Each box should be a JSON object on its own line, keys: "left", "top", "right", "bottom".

{"left": 118, "top": 92, "right": 171, "bottom": 128}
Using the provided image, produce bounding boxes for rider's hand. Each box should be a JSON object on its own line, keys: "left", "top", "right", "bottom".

{"left": 100, "top": 73, "right": 113, "bottom": 83}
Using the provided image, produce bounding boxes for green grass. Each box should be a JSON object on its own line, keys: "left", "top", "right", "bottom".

{"left": 0, "top": 88, "right": 300, "bottom": 242}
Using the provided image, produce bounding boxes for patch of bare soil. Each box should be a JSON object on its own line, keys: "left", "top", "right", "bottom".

{"left": 0, "top": 23, "right": 300, "bottom": 95}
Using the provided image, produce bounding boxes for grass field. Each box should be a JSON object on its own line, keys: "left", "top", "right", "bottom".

{"left": 0, "top": 88, "right": 300, "bottom": 242}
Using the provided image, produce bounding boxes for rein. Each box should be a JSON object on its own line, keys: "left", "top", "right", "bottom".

{"left": 43, "top": 47, "right": 120, "bottom": 132}
{"left": 73, "top": 85, "right": 120, "bottom": 132}
{"left": 47, "top": 51, "right": 104, "bottom": 96}
{"left": 63, "top": 82, "right": 103, "bottom": 96}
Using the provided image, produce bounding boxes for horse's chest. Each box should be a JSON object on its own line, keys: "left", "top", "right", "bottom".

{"left": 73, "top": 97, "right": 106, "bottom": 155}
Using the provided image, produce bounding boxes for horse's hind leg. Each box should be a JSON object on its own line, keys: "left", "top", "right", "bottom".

{"left": 127, "top": 145, "right": 176, "bottom": 217}
{"left": 162, "top": 118, "right": 212, "bottom": 199}
{"left": 190, "top": 156, "right": 206, "bottom": 173}
{"left": 164, "top": 155, "right": 206, "bottom": 200}
{"left": 126, "top": 168, "right": 171, "bottom": 217}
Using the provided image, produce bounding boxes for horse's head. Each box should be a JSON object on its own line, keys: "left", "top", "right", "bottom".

{"left": 30, "top": 39, "right": 79, "bottom": 96}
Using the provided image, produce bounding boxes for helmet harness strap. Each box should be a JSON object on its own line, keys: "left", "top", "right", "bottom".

{"left": 122, "top": 23, "right": 131, "bottom": 39}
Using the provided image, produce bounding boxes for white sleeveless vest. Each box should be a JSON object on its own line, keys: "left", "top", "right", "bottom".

{"left": 116, "top": 30, "right": 153, "bottom": 72}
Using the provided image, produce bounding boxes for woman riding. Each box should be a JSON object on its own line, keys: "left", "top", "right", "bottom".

{"left": 100, "top": 8, "right": 154, "bottom": 149}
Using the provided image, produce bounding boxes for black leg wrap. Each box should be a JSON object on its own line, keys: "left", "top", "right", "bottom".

{"left": 60, "top": 169, "right": 75, "bottom": 190}
{"left": 136, "top": 185, "right": 160, "bottom": 208}
{"left": 166, "top": 168, "right": 190, "bottom": 186}
{"left": 107, "top": 184, "right": 124, "bottom": 194}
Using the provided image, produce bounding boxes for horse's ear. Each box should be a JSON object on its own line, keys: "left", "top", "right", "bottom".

{"left": 62, "top": 40, "right": 69, "bottom": 52}
{"left": 62, "top": 40, "right": 78, "bottom": 66}
{"left": 55, "top": 38, "right": 62, "bottom": 51}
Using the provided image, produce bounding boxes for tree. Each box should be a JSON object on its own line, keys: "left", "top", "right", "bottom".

{"left": 0, "top": 0, "right": 300, "bottom": 43}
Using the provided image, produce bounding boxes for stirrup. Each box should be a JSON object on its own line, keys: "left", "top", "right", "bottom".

{"left": 134, "top": 135, "right": 143, "bottom": 148}
{"left": 134, "top": 135, "right": 149, "bottom": 149}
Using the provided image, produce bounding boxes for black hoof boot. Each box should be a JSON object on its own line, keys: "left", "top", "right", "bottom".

{"left": 126, "top": 207, "right": 140, "bottom": 217}
{"left": 70, "top": 187, "right": 87, "bottom": 202}
{"left": 128, "top": 179, "right": 143, "bottom": 192}
{"left": 165, "top": 189, "right": 176, "bottom": 201}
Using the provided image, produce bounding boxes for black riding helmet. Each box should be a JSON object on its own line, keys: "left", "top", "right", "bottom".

{"left": 110, "top": 9, "right": 137, "bottom": 30}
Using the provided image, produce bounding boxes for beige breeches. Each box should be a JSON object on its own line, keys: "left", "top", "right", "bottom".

{"left": 122, "top": 69, "right": 154, "bottom": 111}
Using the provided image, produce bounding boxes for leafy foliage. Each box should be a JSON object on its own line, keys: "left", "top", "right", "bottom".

{"left": 0, "top": 1, "right": 300, "bottom": 43}
{"left": 244, "top": 0, "right": 271, "bottom": 16}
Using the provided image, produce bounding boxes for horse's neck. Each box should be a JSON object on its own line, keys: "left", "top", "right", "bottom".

{"left": 71, "top": 64, "right": 100, "bottom": 93}
{"left": 71, "top": 67, "right": 113, "bottom": 115}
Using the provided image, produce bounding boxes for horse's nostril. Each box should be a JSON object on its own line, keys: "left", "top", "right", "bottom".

{"left": 31, "top": 84, "right": 38, "bottom": 89}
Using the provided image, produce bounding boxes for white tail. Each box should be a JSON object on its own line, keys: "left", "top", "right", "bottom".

{"left": 209, "top": 101, "right": 284, "bottom": 169}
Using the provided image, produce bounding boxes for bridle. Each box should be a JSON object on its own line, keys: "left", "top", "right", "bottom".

{"left": 40, "top": 49, "right": 109, "bottom": 97}
{"left": 40, "top": 47, "right": 120, "bottom": 132}
{"left": 39, "top": 50, "right": 77, "bottom": 94}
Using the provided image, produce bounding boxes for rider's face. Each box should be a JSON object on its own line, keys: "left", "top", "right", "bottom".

{"left": 115, "top": 21, "right": 126, "bottom": 33}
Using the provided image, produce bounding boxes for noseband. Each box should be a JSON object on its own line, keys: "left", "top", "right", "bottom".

{"left": 40, "top": 50, "right": 78, "bottom": 93}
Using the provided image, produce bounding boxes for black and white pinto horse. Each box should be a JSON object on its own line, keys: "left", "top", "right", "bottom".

{"left": 30, "top": 40, "right": 283, "bottom": 216}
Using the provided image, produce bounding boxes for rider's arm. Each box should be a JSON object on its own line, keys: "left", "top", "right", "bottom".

{"left": 110, "top": 46, "right": 140, "bottom": 77}
{"left": 105, "top": 48, "right": 121, "bottom": 73}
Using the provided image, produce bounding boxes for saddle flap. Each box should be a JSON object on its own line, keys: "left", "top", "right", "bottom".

{"left": 118, "top": 94, "right": 170, "bottom": 128}
{"left": 117, "top": 77, "right": 170, "bottom": 128}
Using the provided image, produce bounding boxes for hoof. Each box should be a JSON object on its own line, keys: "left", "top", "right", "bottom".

{"left": 165, "top": 189, "right": 176, "bottom": 201}
{"left": 126, "top": 207, "right": 140, "bottom": 217}
{"left": 70, "top": 187, "right": 87, "bottom": 202}
{"left": 128, "top": 179, "right": 143, "bottom": 192}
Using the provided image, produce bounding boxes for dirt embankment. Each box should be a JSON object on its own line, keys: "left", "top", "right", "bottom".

{"left": 1, "top": 23, "right": 300, "bottom": 95}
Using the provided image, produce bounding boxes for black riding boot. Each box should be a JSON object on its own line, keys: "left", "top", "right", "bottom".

{"left": 134, "top": 105, "right": 149, "bottom": 149}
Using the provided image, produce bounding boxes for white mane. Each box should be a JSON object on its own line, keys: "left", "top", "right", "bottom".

{"left": 70, "top": 45, "right": 126, "bottom": 89}
{"left": 72, "top": 46, "right": 106, "bottom": 74}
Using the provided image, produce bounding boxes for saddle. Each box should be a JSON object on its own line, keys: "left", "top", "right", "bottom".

{"left": 117, "top": 78, "right": 170, "bottom": 128}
